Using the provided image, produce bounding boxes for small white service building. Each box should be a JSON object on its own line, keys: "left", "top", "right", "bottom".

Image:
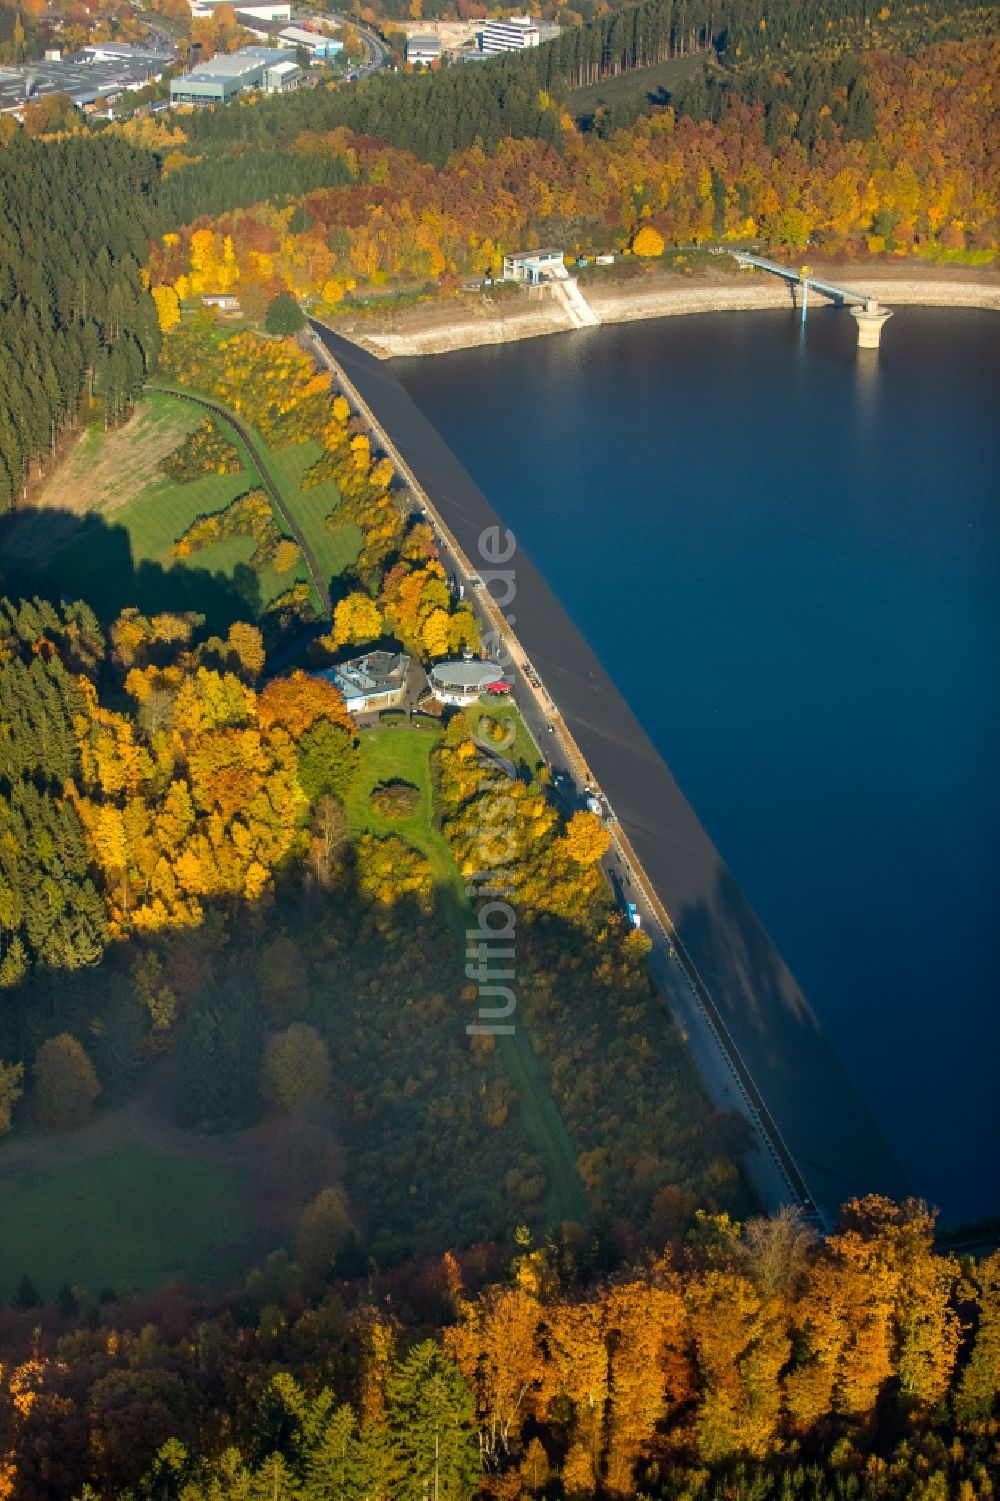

{"left": 406, "top": 34, "right": 442, "bottom": 65}
{"left": 501, "top": 248, "right": 566, "bottom": 284}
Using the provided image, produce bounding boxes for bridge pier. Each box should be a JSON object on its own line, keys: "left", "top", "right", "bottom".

{"left": 731, "top": 254, "right": 896, "bottom": 349}
{"left": 851, "top": 298, "right": 893, "bottom": 349}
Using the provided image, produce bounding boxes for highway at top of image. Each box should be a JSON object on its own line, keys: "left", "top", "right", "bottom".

{"left": 302, "top": 10, "right": 390, "bottom": 75}
{"left": 135, "top": 2, "right": 388, "bottom": 78}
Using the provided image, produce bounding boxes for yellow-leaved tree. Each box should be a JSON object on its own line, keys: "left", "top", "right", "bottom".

{"left": 332, "top": 592, "right": 383, "bottom": 649}
{"left": 421, "top": 607, "right": 453, "bottom": 658}
{"left": 632, "top": 225, "right": 665, "bottom": 258}
{"left": 151, "top": 283, "right": 181, "bottom": 333}
{"left": 562, "top": 809, "right": 611, "bottom": 866}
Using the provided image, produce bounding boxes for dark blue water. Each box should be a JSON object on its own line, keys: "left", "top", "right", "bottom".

{"left": 397, "top": 306, "right": 1000, "bottom": 1226}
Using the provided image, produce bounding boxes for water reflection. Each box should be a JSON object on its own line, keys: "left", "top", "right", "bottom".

{"left": 397, "top": 309, "right": 1000, "bottom": 1223}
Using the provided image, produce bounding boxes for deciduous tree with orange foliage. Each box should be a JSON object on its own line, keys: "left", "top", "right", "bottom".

{"left": 257, "top": 669, "right": 354, "bottom": 739}
{"left": 148, "top": 39, "right": 997, "bottom": 316}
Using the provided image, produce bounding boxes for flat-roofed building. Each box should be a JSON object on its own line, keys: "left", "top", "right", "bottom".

{"left": 501, "top": 247, "right": 566, "bottom": 284}
{"left": 0, "top": 46, "right": 173, "bottom": 115}
{"left": 169, "top": 45, "right": 296, "bottom": 105}
{"left": 81, "top": 42, "right": 170, "bottom": 65}
{"left": 189, "top": 0, "right": 290, "bottom": 18}
{"left": 320, "top": 651, "right": 413, "bottom": 714}
{"left": 278, "top": 25, "right": 342, "bottom": 59}
{"left": 480, "top": 16, "right": 539, "bottom": 53}
{"left": 406, "top": 33, "right": 441, "bottom": 65}
{"left": 264, "top": 57, "right": 300, "bottom": 90}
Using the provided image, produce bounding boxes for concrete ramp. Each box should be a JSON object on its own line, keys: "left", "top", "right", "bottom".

{"left": 550, "top": 277, "right": 600, "bottom": 329}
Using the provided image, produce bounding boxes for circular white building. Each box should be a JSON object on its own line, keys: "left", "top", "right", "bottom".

{"left": 429, "top": 653, "right": 506, "bottom": 707}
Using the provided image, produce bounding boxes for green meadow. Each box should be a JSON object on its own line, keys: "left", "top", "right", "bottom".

{"left": 0, "top": 1141, "right": 254, "bottom": 1299}
{"left": 3, "top": 390, "right": 360, "bottom": 627}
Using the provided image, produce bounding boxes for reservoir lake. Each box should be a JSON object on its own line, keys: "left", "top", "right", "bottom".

{"left": 396, "top": 305, "right": 1000, "bottom": 1226}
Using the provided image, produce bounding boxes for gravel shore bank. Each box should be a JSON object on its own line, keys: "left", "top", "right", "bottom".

{"left": 340, "top": 269, "right": 999, "bottom": 359}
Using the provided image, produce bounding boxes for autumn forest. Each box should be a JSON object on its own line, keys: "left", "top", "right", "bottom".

{"left": 0, "top": 0, "right": 998, "bottom": 1493}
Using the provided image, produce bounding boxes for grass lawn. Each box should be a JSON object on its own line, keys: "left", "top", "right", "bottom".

{"left": 473, "top": 697, "right": 545, "bottom": 778}
{"left": 38, "top": 463, "right": 265, "bottom": 625}
{"left": 0, "top": 1142, "right": 253, "bottom": 1299}
{"left": 235, "top": 424, "right": 362, "bottom": 605}
{"left": 2, "top": 390, "right": 361, "bottom": 629}
{"left": 348, "top": 726, "right": 588, "bottom": 1227}
{"left": 345, "top": 724, "right": 456, "bottom": 898}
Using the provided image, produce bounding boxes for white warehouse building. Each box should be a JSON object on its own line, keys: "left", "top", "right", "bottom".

{"left": 406, "top": 34, "right": 441, "bottom": 65}
{"left": 278, "top": 26, "right": 343, "bottom": 60}
{"left": 189, "top": 0, "right": 290, "bottom": 17}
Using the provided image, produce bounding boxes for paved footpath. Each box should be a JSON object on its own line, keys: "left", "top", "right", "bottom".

{"left": 309, "top": 322, "right": 912, "bottom": 1229}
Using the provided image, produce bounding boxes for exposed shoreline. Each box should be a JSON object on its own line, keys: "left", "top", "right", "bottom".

{"left": 336, "top": 268, "right": 1000, "bottom": 359}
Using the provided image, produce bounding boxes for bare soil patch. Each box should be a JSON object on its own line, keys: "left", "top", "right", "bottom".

{"left": 4, "top": 398, "right": 199, "bottom": 566}
{"left": 38, "top": 398, "right": 198, "bottom": 517}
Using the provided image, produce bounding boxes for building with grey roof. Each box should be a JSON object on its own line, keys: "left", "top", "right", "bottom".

{"left": 429, "top": 653, "right": 505, "bottom": 706}
{"left": 0, "top": 46, "right": 173, "bottom": 115}
{"left": 277, "top": 25, "right": 342, "bottom": 59}
{"left": 406, "top": 34, "right": 441, "bottom": 65}
{"left": 81, "top": 42, "right": 172, "bottom": 64}
{"left": 169, "top": 45, "right": 298, "bottom": 106}
{"left": 320, "top": 651, "right": 413, "bottom": 714}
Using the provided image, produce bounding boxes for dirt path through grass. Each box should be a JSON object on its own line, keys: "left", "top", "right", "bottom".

{"left": 148, "top": 384, "right": 333, "bottom": 614}
{"left": 0, "top": 1058, "right": 258, "bottom": 1181}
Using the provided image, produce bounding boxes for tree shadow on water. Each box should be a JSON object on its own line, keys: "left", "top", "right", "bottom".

{"left": 0, "top": 508, "right": 261, "bottom": 632}
{"left": 675, "top": 864, "right": 912, "bottom": 1216}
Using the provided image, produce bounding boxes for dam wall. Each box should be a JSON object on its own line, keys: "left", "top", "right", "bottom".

{"left": 311, "top": 321, "right": 912, "bottom": 1228}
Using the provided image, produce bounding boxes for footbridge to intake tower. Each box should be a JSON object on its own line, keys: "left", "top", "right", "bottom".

{"left": 730, "top": 251, "right": 893, "bottom": 346}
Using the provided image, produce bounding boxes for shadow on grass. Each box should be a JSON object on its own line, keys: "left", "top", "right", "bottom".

{"left": 0, "top": 507, "right": 262, "bottom": 632}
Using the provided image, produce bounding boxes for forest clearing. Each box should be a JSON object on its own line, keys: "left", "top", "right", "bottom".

{"left": 1, "top": 388, "right": 361, "bottom": 627}
{"left": 1, "top": 10, "right": 997, "bottom": 1485}
{"left": 28, "top": 395, "right": 201, "bottom": 522}
{"left": 0, "top": 1126, "right": 257, "bottom": 1297}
